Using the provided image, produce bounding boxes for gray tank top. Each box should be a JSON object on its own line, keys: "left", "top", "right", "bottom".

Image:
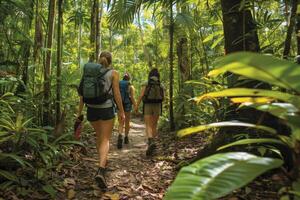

{"left": 87, "top": 67, "right": 114, "bottom": 108}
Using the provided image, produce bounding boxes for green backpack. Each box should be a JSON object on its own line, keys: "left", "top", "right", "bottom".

{"left": 143, "top": 79, "right": 164, "bottom": 103}
{"left": 79, "top": 62, "right": 112, "bottom": 104}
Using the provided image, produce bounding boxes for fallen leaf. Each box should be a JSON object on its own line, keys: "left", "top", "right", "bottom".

{"left": 67, "top": 189, "right": 75, "bottom": 199}
{"left": 63, "top": 178, "right": 76, "bottom": 189}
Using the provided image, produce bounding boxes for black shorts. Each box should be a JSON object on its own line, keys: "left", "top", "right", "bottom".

{"left": 87, "top": 107, "right": 115, "bottom": 122}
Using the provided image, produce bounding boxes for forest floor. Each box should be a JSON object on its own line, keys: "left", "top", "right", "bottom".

{"left": 52, "top": 117, "right": 290, "bottom": 200}
{"left": 1, "top": 116, "right": 290, "bottom": 200}
{"left": 55, "top": 117, "right": 205, "bottom": 200}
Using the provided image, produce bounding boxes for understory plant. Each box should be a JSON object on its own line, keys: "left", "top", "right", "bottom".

{"left": 165, "top": 52, "right": 300, "bottom": 200}
{"left": 0, "top": 92, "right": 83, "bottom": 198}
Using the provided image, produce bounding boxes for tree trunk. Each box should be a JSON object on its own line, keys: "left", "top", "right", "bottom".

{"left": 176, "top": 37, "right": 190, "bottom": 89}
{"left": 89, "top": 0, "right": 97, "bottom": 62}
{"left": 296, "top": 5, "right": 300, "bottom": 57}
{"left": 169, "top": 0, "right": 175, "bottom": 131}
{"left": 43, "top": 0, "right": 56, "bottom": 126}
{"left": 222, "top": 0, "right": 260, "bottom": 54}
{"left": 95, "top": 0, "right": 100, "bottom": 58}
{"left": 283, "top": 0, "right": 298, "bottom": 59}
{"left": 77, "top": 1, "right": 82, "bottom": 68}
{"left": 97, "top": 0, "right": 104, "bottom": 54}
{"left": 56, "top": 0, "right": 63, "bottom": 125}
{"left": 109, "top": 26, "right": 113, "bottom": 52}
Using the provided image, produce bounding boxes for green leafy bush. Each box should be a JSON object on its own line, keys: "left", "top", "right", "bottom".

{"left": 165, "top": 52, "right": 300, "bottom": 199}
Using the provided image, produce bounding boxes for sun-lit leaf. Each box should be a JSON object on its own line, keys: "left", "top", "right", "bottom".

{"left": 164, "top": 152, "right": 283, "bottom": 200}
{"left": 195, "top": 88, "right": 300, "bottom": 107}
{"left": 209, "top": 52, "right": 300, "bottom": 93}
{"left": 177, "top": 121, "right": 277, "bottom": 137}
{"left": 217, "top": 138, "right": 286, "bottom": 151}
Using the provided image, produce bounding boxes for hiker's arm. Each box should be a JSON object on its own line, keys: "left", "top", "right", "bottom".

{"left": 130, "top": 85, "right": 137, "bottom": 108}
{"left": 112, "top": 71, "right": 125, "bottom": 120}
{"left": 136, "top": 86, "right": 146, "bottom": 111}
{"left": 77, "top": 96, "right": 84, "bottom": 118}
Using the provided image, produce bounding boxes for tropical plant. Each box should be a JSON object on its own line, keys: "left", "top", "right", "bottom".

{"left": 165, "top": 52, "right": 300, "bottom": 199}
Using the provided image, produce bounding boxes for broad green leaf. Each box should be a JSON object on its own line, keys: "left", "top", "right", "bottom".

{"left": 164, "top": 152, "right": 283, "bottom": 200}
{"left": 217, "top": 138, "right": 286, "bottom": 151}
{"left": 231, "top": 97, "right": 275, "bottom": 104}
{"left": 210, "top": 52, "right": 300, "bottom": 93}
{"left": 195, "top": 88, "right": 300, "bottom": 107}
{"left": 242, "top": 103, "right": 299, "bottom": 120}
{"left": 177, "top": 121, "right": 277, "bottom": 137}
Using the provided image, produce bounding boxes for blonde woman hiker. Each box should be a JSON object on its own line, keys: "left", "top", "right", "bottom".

{"left": 77, "top": 51, "right": 125, "bottom": 189}
{"left": 117, "top": 73, "right": 137, "bottom": 149}
{"left": 135, "top": 68, "right": 164, "bottom": 156}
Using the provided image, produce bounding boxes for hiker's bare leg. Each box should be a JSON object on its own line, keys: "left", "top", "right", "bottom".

{"left": 118, "top": 111, "right": 124, "bottom": 135}
{"left": 91, "top": 119, "right": 114, "bottom": 168}
{"left": 144, "top": 115, "right": 153, "bottom": 138}
{"left": 125, "top": 112, "right": 131, "bottom": 136}
{"left": 151, "top": 115, "right": 159, "bottom": 138}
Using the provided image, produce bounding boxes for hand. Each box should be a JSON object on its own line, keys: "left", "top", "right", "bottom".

{"left": 119, "top": 111, "right": 125, "bottom": 123}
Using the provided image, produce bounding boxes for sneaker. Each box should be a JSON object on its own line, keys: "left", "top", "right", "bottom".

{"left": 124, "top": 136, "right": 129, "bottom": 144}
{"left": 117, "top": 135, "right": 123, "bottom": 149}
{"left": 146, "top": 143, "right": 156, "bottom": 157}
{"left": 95, "top": 167, "right": 107, "bottom": 190}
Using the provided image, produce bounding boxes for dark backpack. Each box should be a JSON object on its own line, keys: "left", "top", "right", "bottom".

{"left": 119, "top": 80, "right": 131, "bottom": 104}
{"left": 79, "top": 62, "right": 112, "bottom": 104}
{"left": 143, "top": 79, "right": 164, "bottom": 103}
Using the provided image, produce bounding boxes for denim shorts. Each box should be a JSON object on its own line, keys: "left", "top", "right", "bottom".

{"left": 87, "top": 106, "right": 116, "bottom": 122}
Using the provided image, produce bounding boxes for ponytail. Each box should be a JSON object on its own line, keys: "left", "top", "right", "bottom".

{"left": 99, "top": 56, "right": 109, "bottom": 67}
{"left": 98, "top": 51, "right": 112, "bottom": 67}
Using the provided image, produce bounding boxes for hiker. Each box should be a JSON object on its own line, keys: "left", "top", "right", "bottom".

{"left": 77, "top": 51, "right": 125, "bottom": 189}
{"left": 117, "top": 73, "right": 137, "bottom": 149}
{"left": 135, "top": 68, "right": 164, "bottom": 156}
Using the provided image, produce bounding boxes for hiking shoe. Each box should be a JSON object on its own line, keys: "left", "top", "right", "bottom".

{"left": 146, "top": 143, "right": 156, "bottom": 157}
{"left": 117, "top": 135, "right": 123, "bottom": 149}
{"left": 124, "top": 136, "right": 129, "bottom": 144}
{"left": 95, "top": 167, "right": 107, "bottom": 190}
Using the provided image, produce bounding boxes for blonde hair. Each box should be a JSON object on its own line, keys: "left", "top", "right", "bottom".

{"left": 98, "top": 51, "right": 112, "bottom": 67}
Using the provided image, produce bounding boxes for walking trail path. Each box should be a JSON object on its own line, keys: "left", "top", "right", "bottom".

{"left": 56, "top": 117, "right": 190, "bottom": 200}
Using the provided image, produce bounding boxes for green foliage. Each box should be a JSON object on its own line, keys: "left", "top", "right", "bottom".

{"left": 167, "top": 52, "right": 300, "bottom": 199}
{"left": 165, "top": 152, "right": 283, "bottom": 200}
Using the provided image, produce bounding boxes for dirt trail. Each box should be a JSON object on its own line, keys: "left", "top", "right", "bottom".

{"left": 58, "top": 117, "right": 176, "bottom": 200}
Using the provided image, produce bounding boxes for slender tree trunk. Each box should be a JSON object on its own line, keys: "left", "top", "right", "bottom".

{"left": 89, "top": 0, "right": 97, "bottom": 62}
{"left": 296, "top": 4, "right": 300, "bottom": 57}
{"left": 98, "top": 0, "right": 104, "bottom": 53}
{"left": 43, "top": 0, "right": 56, "bottom": 126}
{"left": 176, "top": 4, "right": 190, "bottom": 89}
{"left": 18, "top": 0, "right": 34, "bottom": 92}
{"left": 95, "top": 0, "right": 100, "bottom": 58}
{"left": 177, "top": 37, "right": 190, "bottom": 89}
{"left": 77, "top": 1, "right": 82, "bottom": 68}
{"left": 283, "top": 0, "right": 298, "bottom": 59}
{"left": 56, "top": 0, "right": 63, "bottom": 125}
{"left": 109, "top": 25, "right": 113, "bottom": 52}
{"left": 169, "top": 0, "right": 175, "bottom": 131}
